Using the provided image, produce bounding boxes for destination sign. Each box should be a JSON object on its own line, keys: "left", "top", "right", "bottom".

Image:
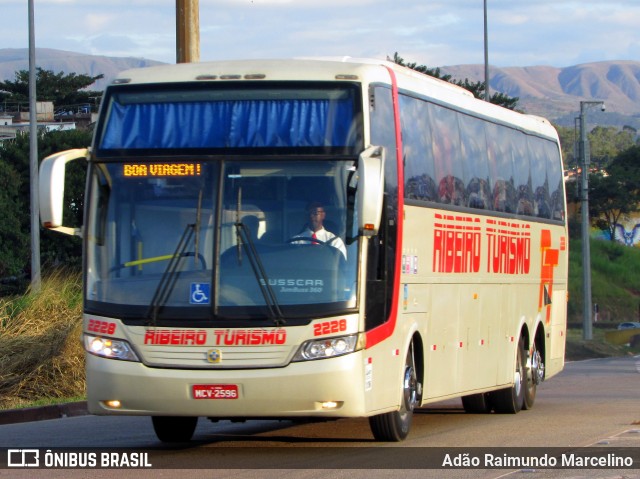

{"left": 123, "top": 163, "right": 201, "bottom": 177}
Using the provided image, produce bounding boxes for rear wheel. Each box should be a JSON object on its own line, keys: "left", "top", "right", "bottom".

{"left": 524, "top": 340, "right": 543, "bottom": 410}
{"left": 151, "top": 416, "right": 198, "bottom": 442}
{"left": 490, "top": 336, "right": 526, "bottom": 414}
{"left": 369, "top": 345, "right": 421, "bottom": 441}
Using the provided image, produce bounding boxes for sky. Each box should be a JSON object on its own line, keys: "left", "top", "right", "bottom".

{"left": 2, "top": 0, "right": 640, "bottom": 68}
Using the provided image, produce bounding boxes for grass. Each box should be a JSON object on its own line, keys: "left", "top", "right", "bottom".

{"left": 568, "top": 237, "right": 640, "bottom": 324}
{"left": 0, "top": 270, "right": 84, "bottom": 409}
{"left": 2, "top": 240, "right": 640, "bottom": 411}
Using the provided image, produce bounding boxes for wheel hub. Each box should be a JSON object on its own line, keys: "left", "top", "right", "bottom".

{"left": 531, "top": 349, "right": 544, "bottom": 385}
{"left": 403, "top": 365, "right": 418, "bottom": 411}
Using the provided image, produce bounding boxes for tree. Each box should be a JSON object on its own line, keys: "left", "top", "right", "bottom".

{"left": 0, "top": 129, "right": 90, "bottom": 280}
{"left": 607, "top": 145, "right": 640, "bottom": 191}
{"left": 390, "top": 52, "right": 453, "bottom": 80}
{"left": 552, "top": 124, "right": 639, "bottom": 170}
{"left": 0, "top": 158, "right": 28, "bottom": 278}
{"left": 0, "top": 68, "right": 103, "bottom": 108}
{"left": 589, "top": 172, "right": 637, "bottom": 242}
{"left": 588, "top": 126, "right": 638, "bottom": 168}
{"left": 390, "top": 52, "right": 519, "bottom": 110}
{"left": 554, "top": 125, "right": 578, "bottom": 168}
{"left": 589, "top": 145, "right": 640, "bottom": 242}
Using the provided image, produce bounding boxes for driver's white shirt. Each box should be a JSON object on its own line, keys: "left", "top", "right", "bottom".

{"left": 294, "top": 227, "right": 347, "bottom": 259}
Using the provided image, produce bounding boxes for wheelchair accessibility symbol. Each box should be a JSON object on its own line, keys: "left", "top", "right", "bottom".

{"left": 190, "top": 283, "right": 210, "bottom": 305}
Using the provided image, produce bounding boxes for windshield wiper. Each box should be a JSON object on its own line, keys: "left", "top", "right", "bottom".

{"left": 147, "top": 187, "right": 206, "bottom": 324}
{"left": 235, "top": 221, "right": 286, "bottom": 326}
{"left": 147, "top": 223, "right": 196, "bottom": 325}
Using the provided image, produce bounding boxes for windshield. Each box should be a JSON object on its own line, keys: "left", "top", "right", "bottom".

{"left": 85, "top": 159, "right": 359, "bottom": 323}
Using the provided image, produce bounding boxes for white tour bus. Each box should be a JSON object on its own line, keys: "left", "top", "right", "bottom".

{"left": 39, "top": 58, "right": 568, "bottom": 442}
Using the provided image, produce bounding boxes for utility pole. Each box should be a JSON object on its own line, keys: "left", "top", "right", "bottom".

{"left": 579, "top": 100, "right": 605, "bottom": 340}
{"left": 176, "top": 0, "right": 200, "bottom": 63}
{"left": 28, "top": 0, "right": 41, "bottom": 293}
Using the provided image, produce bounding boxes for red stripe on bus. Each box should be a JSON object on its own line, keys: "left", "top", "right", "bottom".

{"left": 366, "top": 64, "right": 405, "bottom": 349}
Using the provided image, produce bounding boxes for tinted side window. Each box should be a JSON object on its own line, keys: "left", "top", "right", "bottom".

{"left": 545, "top": 142, "right": 565, "bottom": 221}
{"left": 430, "top": 104, "right": 465, "bottom": 207}
{"left": 486, "top": 122, "right": 516, "bottom": 213}
{"left": 458, "top": 114, "right": 490, "bottom": 210}
{"left": 399, "top": 94, "right": 564, "bottom": 224}
{"left": 400, "top": 95, "right": 437, "bottom": 202}
{"left": 529, "top": 136, "right": 551, "bottom": 219}
{"left": 510, "top": 130, "right": 533, "bottom": 216}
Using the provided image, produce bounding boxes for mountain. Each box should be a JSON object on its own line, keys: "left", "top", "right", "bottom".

{"left": 1, "top": 48, "right": 639, "bottom": 129}
{"left": 440, "top": 61, "right": 640, "bottom": 129}
{"left": 0, "top": 48, "right": 164, "bottom": 92}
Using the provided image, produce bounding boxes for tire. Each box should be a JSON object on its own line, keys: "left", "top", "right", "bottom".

{"left": 490, "top": 336, "right": 526, "bottom": 414}
{"left": 152, "top": 416, "right": 198, "bottom": 442}
{"left": 462, "top": 392, "right": 492, "bottom": 413}
{"left": 523, "top": 340, "right": 543, "bottom": 410}
{"left": 369, "top": 345, "right": 420, "bottom": 441}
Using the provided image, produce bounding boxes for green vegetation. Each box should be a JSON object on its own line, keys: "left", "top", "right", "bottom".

{"left": 0, "top": 129, "right": 88, "bottom": 289}
{"left": 0, "top": 270, "right": 84, "bottom": 409}
{"left": 0, "top": 68, "right": 103, "bottom": 109}
{"left": 569, "top": 238, "right": 640, "bottom": 325}
{"left": 0, "top": 68, "right": 96, "bottom": 290}
{"left": 391, "top": 52, "right": 519, "bottom": 110}
{"left": 556, "top": 125, "right": 638, "bottom": 169}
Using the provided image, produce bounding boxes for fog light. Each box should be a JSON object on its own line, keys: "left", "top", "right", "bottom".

{"left": 103, "top": 400, "right": 122, "bottom": 409}
{"left": 320, "top": 401, "right": 342, "bottom": 409}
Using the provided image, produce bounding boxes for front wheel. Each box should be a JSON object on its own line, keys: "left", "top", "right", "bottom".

{"left": 369, "top": 346, "right": 421, "bottom": 441}
{"left": 152, "top": 416, "right": 198, "bottom": 442}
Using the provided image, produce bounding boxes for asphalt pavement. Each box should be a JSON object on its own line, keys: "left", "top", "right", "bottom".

{"left": 0, "top": 401, "right": 88, "bottom": 426}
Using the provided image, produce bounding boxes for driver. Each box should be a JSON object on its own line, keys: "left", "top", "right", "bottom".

{"left": 291, "top": 202, "right": 347, "bottom": 259}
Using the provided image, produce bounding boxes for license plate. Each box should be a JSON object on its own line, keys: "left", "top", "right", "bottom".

{"left": 192, "top": 384, "right": 239, "bottom": 400}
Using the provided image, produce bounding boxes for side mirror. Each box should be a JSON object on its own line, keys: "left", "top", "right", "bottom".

{"left": 357, "top": 146, "right": 385, "bottom": 236}
{"left": 39, "top": 148, "right": 89, "bottom": 236}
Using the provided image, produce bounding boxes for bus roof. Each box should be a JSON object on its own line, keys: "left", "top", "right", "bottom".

{"left": 110, "top": 58, "right": 559, "bottom": 141}
{"left": 112, "top": 57, "right": 469, "bottom": 94}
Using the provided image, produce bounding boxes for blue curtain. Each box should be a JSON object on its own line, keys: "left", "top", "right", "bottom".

{"left": 100, "top": 99, "right": 356, "bottom": 149}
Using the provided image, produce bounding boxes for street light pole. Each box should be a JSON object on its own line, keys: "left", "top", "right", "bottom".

{"left": 483, "top": 0, "right": 490, "bottom": 101}
{"left": 28, "top": 0, "right": 41, "bottom": 293}
{"left": 579, "top": 100, "right": 605, "bottom": 340}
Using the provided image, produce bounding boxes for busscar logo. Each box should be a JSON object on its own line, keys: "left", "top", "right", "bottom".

{"left": 8, "top": 449, "right": 39, "bottom": 467}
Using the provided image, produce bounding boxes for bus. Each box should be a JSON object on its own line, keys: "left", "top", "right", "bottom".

{"left": 39, "top": 58, "right": 568, "bottom": 442}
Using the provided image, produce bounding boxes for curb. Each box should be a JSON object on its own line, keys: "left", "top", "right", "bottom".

{"left": 0, "top": 401, "right": 89, "bottom": 426}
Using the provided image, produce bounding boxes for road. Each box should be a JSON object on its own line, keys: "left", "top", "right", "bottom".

{"left": 0, "top": 356, "right": 638, "bottom": 479}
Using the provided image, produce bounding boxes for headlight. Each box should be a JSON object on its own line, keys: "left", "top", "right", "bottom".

{"left": 292, "top": 334, "right": 362, "bottom": 361}
{"left": 84, "top": 334, "right": 139, "bottom": 362}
